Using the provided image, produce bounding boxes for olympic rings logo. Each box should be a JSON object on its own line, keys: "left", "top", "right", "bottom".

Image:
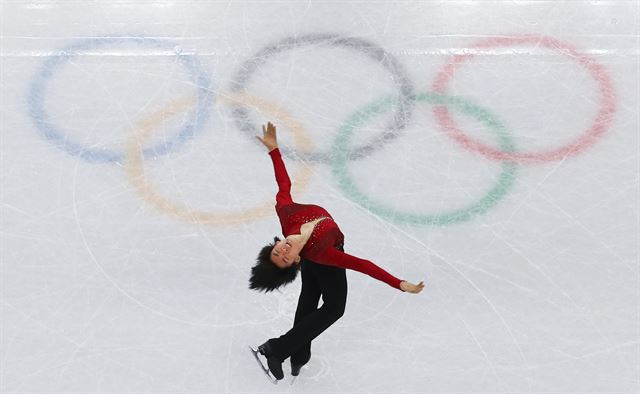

{"left": 27, "top": 33, "right": 617, "bottom": 227}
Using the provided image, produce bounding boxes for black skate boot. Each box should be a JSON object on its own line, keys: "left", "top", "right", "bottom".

{"left": 290, "top": 354, "right": 310, "bottom": 376}
{"left": 257, "top": 340, "right": 284, "bottom": 381}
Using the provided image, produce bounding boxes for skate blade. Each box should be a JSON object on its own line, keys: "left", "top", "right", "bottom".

{"left": 249, "top": 346, "right": 278, "bottom": 385}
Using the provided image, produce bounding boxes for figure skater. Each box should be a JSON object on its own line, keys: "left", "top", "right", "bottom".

{"left": 249, "top": 122, "right": 424, "bottom": 383}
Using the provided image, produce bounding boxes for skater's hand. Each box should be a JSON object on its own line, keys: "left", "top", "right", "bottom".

{"left": 256, "top": 122, "right": 278, "bottom": 152}
{"left": 400, "top": 280, "right": 425, "bottom": 294}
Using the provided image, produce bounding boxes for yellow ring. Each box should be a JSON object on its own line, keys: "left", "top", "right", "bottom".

{"left": 124, "top": 92, "right": 314, "bottom": 226}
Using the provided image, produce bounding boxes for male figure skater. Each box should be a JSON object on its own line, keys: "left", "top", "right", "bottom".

{"left": 249, "top": 122, "right": 424, "bottom": 383}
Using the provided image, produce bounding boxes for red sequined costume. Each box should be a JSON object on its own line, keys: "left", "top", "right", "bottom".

{"left": 269, "top": 148, "right": 403, "bottom": 290}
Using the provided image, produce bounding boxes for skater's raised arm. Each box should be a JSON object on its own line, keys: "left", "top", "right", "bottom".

{"left": 256, "top": 122, "right": 293, "bottom": 208}
{"left": 315, "top": 247, "right": 424, "bottom": 293}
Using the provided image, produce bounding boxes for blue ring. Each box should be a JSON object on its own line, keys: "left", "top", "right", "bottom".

{"left": 27, "top": 36, "right": 214, "bottom": 164}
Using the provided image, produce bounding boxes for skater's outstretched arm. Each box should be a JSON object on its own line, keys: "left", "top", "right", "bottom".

{"left": 257, "top": 122, "right": 293, "bottom": 208}
{"left": 315, "top": 247, "right": 425, "bottom": 293}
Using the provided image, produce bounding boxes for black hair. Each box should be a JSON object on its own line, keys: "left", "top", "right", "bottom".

{"left": 249, "top": 236, "right": 300, "bottom": 292}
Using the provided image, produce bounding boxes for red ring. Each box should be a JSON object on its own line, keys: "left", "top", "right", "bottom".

{"left": 431, "top": 34, "right": 616, "bottom": 164}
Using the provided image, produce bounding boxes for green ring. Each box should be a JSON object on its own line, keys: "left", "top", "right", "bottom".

{"left": 331, "top": 93, "right": 518, "bottom": 226}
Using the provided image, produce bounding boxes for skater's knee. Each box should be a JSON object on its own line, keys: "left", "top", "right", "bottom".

{"left": 325, "top": 301, "right": 345, "bottom": 320}
{"left": 335, "top": 305, "right": 345, "bottom": 319}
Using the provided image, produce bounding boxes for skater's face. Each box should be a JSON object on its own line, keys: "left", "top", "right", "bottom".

{"left": 271, "top": 238, "right": 301, "bottom": 269}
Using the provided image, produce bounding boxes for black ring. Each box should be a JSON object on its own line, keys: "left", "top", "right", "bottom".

{"left": 229, "top": 33, "right": 416, "bottom": 163}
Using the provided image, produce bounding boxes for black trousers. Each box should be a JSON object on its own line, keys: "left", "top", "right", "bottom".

{"left": 268, "top": 254, "right": 348, "bottom": 364}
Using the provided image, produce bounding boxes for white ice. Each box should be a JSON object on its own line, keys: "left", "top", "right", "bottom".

{"left": 1, "top": 0, "right": 639, "bottom": 392}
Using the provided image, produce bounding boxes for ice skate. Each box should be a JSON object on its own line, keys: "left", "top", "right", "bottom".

{"left": 291, "top": 357, "right": 309, "bottom": 377}
{"left": 249, "top": 341, "right": 284, "bottom": 383}
{"left": 249, "top": 345, "right": 278, "bottom": 384}
{"left": 288, "top": 362, "right": 305, "bottom": 386}
{"left": 288, "top": 353, "right": 310, "bottom": 386}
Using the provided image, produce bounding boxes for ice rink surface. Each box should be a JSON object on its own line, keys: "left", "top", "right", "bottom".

{"left": 1, "top": 0, "right": 639, "bottom": 392}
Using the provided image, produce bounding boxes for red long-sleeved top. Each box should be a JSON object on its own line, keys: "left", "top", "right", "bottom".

{"left": 268, "top": 148, "right": 403, "bottom": 291}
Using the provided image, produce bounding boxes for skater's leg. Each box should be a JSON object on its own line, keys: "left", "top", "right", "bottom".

{"left": 255, "top": 259, "right": 321, "bottom": 381}
{"left": 290, "top": 258, "right": 321, "bottom": 365}
{"left": 267, "top": 262, "right": 348, "bottom": 362}
{"left": 290, "top": 243, "right": 346, "bottom": 367}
